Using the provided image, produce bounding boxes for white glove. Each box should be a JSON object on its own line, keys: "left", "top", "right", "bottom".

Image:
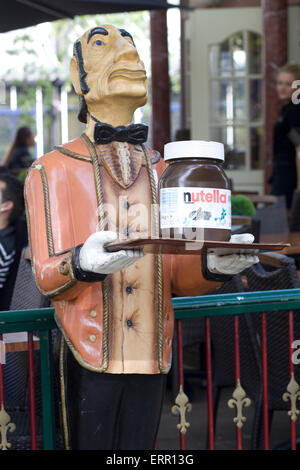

{"left": 79, "top": 231, "right": 143, "bottom": 275}
{"left": 207, "top": 233, "right": 259, "bottom": 275}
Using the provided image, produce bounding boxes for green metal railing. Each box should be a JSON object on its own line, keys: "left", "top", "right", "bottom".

{"left": 1, "top": 288, "right": 300, "bottom": 450}
{"left": 173, "top": 288, "right": 300, "bottom": 318}
{"left": 0, "top": 307, "right": 56, "bottom": 450}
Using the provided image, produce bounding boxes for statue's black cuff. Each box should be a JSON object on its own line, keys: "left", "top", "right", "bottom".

{"left": 71, "top": 245, "right": 107, "bottom": 282}
{"left": 201, "top": 251, "right": 234, "bottom": 282}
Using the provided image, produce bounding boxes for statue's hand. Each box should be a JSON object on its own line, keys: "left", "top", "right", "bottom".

{"left": 207, "top": 233, "right": 259, "bottom": 275}
{"left": 79, "top": 231, "right": 143, "bottom": 274}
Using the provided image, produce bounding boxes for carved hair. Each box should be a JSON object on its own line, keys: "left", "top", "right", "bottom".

{"left": 73, "top": 39, "right": 89, "bottom": 123}
{"left": 78, "top": 96, "right": 88, "bottom": 124}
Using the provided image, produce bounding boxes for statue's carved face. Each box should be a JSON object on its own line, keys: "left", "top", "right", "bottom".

{"left": 71, "top": 24, "right": 148, "bottom": 109}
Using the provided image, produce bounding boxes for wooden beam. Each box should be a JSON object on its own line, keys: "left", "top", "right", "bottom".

{"left": 180, "top": 3, "right": 187, "bottom": 129}
{"left": 262, "top": 0, "right": 288, "bottom": 193}
{"left": 150, "top": 6, "right": 171, "bottom": 161}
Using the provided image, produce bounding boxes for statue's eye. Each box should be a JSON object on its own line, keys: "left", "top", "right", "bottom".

{"left": 94, "top": 39, "right": 103, "bottom": 46}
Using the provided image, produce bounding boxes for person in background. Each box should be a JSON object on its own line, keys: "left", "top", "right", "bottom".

{"left": 2, "top": 126, "right": 35, "bottom": 172}
{"left": 0, "top": 172, "right": 27, "bottom": 310}
{"left": 270, "top": 62, "right": 300, "bottom": 208}
{"left": 175, "top": 128, "right": 190, "bottom": 141}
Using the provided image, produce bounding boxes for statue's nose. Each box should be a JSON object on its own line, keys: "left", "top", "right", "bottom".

{"left": 115, "top": 40, "right": 140, "bottom": 63}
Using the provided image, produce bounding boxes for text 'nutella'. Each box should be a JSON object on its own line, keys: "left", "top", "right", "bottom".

{"left": 158, "top": 140, "right": 231, "bottom": 241}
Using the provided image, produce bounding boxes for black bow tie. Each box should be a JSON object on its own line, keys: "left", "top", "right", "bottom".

{"left": 93, "top": 121, "right": 148, "bottom": 145}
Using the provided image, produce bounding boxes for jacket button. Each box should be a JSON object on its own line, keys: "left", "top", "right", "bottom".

{"left": 90, "top": 310, "right": 97, "bottom": 318}
{"left": 124, "top": 200, "right": 130, "bottom": 209}
{"left": 126, "top": 319, "right": 133, "bottom": 328}
{"left": 126, "top": 285, "right": 132, "bottom": 294}
{"left": 89, "top": 334, "right": 96, "bottom": 342}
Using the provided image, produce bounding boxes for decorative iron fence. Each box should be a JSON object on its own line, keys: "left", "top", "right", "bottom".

{"left": 0, "top": 308, "right": 56, "bottom": 450}
{"left": 172, "top": 289, "right": 300, "bottom": 450}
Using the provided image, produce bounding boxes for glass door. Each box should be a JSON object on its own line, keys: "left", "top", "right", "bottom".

{"left": 186, "top": 6, "right": 263, "bottom": 193}
{"left": 209, "top": 31, "right": 263, "bottom": 174}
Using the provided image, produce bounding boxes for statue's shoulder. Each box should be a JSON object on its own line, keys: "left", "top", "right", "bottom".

{"left": 52, "top": 136, "right": 92, "bottom": 163}
{"left": 143, "top": 145, "right": 161, "bottom": 164}
{"left": 29, "top": 136, "right": 92, "bottom": 177}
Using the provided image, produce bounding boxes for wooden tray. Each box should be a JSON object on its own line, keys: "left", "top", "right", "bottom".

{"left": 105, "top": 237, "right": 290, "bottom": 255}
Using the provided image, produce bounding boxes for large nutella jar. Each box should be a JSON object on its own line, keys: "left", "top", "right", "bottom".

{"left": 158, "top": 140, "right": 231, "bottom": 241}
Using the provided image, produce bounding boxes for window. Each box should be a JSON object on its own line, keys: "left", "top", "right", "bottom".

{"left": 209, "top": 31, "right": 263, "bottom": 171}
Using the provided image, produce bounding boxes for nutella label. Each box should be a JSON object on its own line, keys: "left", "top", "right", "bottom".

{"left": 160, "top": 187, "right": 231, "bottom": 230}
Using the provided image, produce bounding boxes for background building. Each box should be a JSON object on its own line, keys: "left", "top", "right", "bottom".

{"left": 181, "top": 0, "right": 300, "bottom": 193}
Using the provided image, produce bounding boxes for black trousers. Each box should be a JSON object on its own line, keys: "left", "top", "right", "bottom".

{"left": 59, "top": 337, "right": 167, "bottom": 450}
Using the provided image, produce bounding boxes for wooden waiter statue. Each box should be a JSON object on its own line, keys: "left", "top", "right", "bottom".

{"left": 25, "top": 25, "right": 258, "bottom": 450}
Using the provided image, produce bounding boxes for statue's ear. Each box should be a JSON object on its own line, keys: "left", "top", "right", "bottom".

{"left": 70, "top": 56, "right": 82, "bottom": 96}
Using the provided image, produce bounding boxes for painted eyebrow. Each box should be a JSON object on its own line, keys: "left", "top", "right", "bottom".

{"left": 87, "top": 27, "right": 109, "bottom": 43}
{"left": 119, "top": 29, "right": 136, "bottom": 47}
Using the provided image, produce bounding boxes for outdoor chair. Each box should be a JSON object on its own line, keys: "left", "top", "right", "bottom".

{"left": 4, "top": 247, "right": 62, "bottom": 449}
{"left": 170, "top": 303, "right": 206, "bottom": 401}
{"left": 6, "top": 246, "right": 49, "bottom": 413}
{"left": 242, "top": 252, "right": 300, "bottom": 449}
{"left": 231, "top": 216, "right": 261, "bottom": 242}
{"left": 170, "top": 275, "right": 246, "bottom": 405}
{"left": 254, "top": 196, "right": 289, "bottom": 235}
{"left": 210, "top": 253, "right": 300, "bottom": 450}
{"left": 199, "top": 253, "right": 300, "bottom": 449}
{"left": 207, "top": 276, "right": 263, "bottom": 449}
{"left": 289, "top": 189, "right": 300, "bottom": 232}
{"left": 10, "top": 247, "right": 50, "bottom": 311}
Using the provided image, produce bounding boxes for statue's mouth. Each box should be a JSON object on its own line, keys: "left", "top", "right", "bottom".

{"left": 110, "top": 68, "right": 147, "bottom": 80}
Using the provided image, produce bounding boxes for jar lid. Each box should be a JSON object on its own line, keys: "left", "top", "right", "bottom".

{"left": 164, "top": 140, "right": 225, "bottom": 162}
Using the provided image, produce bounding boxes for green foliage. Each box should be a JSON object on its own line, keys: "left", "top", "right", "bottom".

{"left": 17, "top": 113, "right": 35, "bottom": 129}
{"left": 18, "top": 169, "right": 28, "bottom": 183}
{"left": 231, "top": 194, "right": 256, "bottom": 217}
{"left": 6, "top": 33, "right": 37, "bottom": 57}
{"left": 5, "top": 11, "right": 151, "bottom": 121}
{"left": 51, "top": 11, "right": 150, "bottom": 71}
{"left": 3, "top": 11, "right": 180, "bottom": 146}
{"left": 171, "top": 74, "right": 180, "bottom": 95}
{"left": 10, "top": 81, "right": 36, "bottom": 128}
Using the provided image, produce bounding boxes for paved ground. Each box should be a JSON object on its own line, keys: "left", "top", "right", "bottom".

{"left": 157, "top": 374, "right": 297, "bottom": 451}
